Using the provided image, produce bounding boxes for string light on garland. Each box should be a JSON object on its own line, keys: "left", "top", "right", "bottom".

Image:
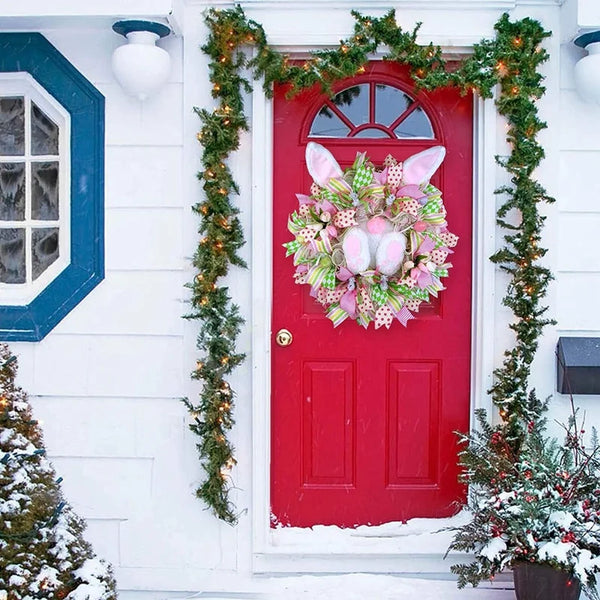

{"left": 185, "top": 4, "right": 554, "bottom": 523}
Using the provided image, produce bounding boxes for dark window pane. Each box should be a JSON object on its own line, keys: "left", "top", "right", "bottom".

{"left": 332, "top": 84, "right": 369, "bottom": 127}
{"left": 32, "top": 227, "right": 59, "bottom": 280}
{"left": 375, "top": 85, "right": 413, "bottom": 127}
{"left": 31, "top": 103, "right": 59, "bottom": 155}
{"left": 0, "top": 98, "right": 25, "bottom": 156}
{"left": 309, "top": 105, "right": 351, "bottom": 137}
{"left": 32, "top": 162, "right": 59, "bottom": 220}
{"left": 0, "top": 228, "right": 25, "bottom": 283}
{"left": 394, "top": 107, "right": 434, "bottom": 138}
{"left": 353, "top": 128, "right": 391, "bottom": 138}
{"left": 0, "top": 162, "right": 25, "bottom": 220}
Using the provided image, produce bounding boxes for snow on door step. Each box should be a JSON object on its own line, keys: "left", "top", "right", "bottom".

{"left": 270, "top": 514, "right": 469, "bottom": 554}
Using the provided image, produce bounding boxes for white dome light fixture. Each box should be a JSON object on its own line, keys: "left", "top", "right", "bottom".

{"left": 574, "top": 31, "right": 600, "bottom": 104}
{"left": 112, "top": 20, "right": 171, "bottom": 101}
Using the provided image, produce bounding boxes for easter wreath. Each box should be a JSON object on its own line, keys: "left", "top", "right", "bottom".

{"left": 284, "top": 142, "right": 458, "bottom": 329}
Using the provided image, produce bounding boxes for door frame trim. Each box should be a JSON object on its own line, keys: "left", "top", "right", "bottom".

{"left": 250, "top": 58, "right": 497, "bottom": 574}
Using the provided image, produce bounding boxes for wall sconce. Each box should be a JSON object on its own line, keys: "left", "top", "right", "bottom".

{"left": 112, "top": 20, "right": 171, "bottom": 101}
{"left": 574, "top": 31, "right": 600, "bottom": 104}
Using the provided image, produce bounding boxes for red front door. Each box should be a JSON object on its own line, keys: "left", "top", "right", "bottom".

{"left": 271, "top": 62, "right": 473, "bottom": 528}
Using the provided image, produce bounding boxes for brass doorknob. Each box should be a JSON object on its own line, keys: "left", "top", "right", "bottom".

{"left": 275, "top": 328, "right": 293, "bottom": 347}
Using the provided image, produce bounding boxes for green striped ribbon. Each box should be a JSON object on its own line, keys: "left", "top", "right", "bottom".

{"left": 311, "top": 236, "right": 332, "bottom": 255}
{"left": 287, "top": 219, "right": 303, "bottom": 235}
{"left": 431, "top": 277, "right": 445, "bottom": 293}
{"left": 293, "top": 245, "right": 314, "bottom": 264}
{"left": 422, "top": 276, "right": 445, "bottom": 295}
{"left": 422, "top": 212, "right": 447, "bottom": 226}
{"left": 318, "top": 231, "right": 333, "bottom": 254}
{"left": 358, "top": 183, "right": 385, "bottom": 201}
{"left": 360, "top": 270, "right": 378, "bottom": 284}
{"left": 409, "top": 230, "right": 424, "bottom": 255}
{"left": 328, "top": 178, "right": 352, "bottom": 195}
{"left": 325, "top": 179, "right": 354, "bottom": 209}
{"left": 327, "top": 305, "right": 349, "bottom": 327}
{"left": 357, "top": 312, "right": 372, "bottom": 329}
{"left": 352, "top": 151, "right": 367, "bottom": 170}
{"left": 306, "top": 264, "right": 331, "bottom": 289}
{"left": 387, "top": 290, "right": 403, "bottom": 313}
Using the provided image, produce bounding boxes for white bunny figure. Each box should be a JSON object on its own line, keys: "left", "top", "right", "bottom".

{"left": 305, "top": 142, "right": 446, "bottom": 277}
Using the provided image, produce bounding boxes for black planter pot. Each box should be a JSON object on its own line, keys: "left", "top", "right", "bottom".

{"left": 513, "top": 562, "right": 581, "bottom": 600}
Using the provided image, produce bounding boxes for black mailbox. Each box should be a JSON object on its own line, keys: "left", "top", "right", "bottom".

{"left": 557, "top": 337, "right": 600, "bottom": 395}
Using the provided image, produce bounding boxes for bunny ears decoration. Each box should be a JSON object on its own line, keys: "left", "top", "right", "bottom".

{"left": 306, "top": 140, "right": 446, "bottom": 189}
{"left": 284, "top": 142, "right": 458, "bottom": 329}
{"left": 306, "top": 142, "right": 344, "bottom": 186}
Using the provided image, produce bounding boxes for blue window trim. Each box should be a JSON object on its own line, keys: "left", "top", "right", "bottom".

{"left": 0, "top": 33, "right": 105, "bottom": 342}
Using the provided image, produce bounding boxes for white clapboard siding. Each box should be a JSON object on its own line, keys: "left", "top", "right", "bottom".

{"left": 559, "top": 150, "right": 600, "bottom": 212}
{"left": 555, "top": 33, "right": 600, "bottom": 447}
{"left": 105, "top": 209, "right": 186, "bottom": 270}
{"left": 54, "top": 272, "right": 185, "bottom": 335}
{"left": 105, "top": 146, "right": 184, "bottom": 208}
{"left": 7, "top": 0, "right": 600, "bottom": 596}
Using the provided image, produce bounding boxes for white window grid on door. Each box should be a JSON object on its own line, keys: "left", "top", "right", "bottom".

{"left": 0, "top": 72, "right": 71, "bottom": 305}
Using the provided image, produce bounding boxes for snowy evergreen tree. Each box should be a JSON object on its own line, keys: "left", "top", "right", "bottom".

{"left": 449, "top": 393, "right": 600, "bottom": 598}
{"left": 0, "top": 344, "right": 117, "bottom": 600}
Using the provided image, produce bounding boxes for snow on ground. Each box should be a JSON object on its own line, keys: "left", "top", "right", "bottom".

{"left": 168, "top": 514, "right": 530, "bottom": 599}
{"left": 183, "top": 574, "right": 515, "bottom": 599}
{"left": 262, "top": 574, "right": 515, "bottom": 599}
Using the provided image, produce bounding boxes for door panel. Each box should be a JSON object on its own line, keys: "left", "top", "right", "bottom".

{"left": 302, "top": 361, "right": 355, "bottom": 486}
{"left": 386, "top": 361, "right": 440, "bottom": 485}
{"left": 271, "top": 61, "right": 473, "bottom": 527}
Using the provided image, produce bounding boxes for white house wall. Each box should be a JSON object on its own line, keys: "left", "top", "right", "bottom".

{"left": 7, "top": 0, "right": 600, "bottom": 597}
{"left": 552, "top": 0, "right": 600, "bottom": 433}
{"left": 8, "top": 20, "right": 242, "bottom": 598}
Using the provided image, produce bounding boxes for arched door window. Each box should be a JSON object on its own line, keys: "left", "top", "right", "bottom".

{"left": 308, "top": 82, "right": 435, "bottom": 139}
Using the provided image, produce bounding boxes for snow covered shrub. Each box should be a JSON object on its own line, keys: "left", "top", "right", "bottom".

{"left": 449, "top": 394, "right": 600, "bottom": 599}
{"left": 0, "top": 344, "right": 117, "bottom": 600}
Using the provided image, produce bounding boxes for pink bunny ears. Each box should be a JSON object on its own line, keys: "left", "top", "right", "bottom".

{"left": 402, "top": 145, "right": 446, "bottom": 185}
{"left": 306, "top": 142, "right": 343, "bottom": 186}
{"left": 306, "top": 141, "right": 446, "bottom": 187}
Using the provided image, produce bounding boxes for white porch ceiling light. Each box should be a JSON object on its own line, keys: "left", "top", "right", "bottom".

{"left": 112, "top": 20, "right": 171, "bottom": 101}
{"left": 574, "top": 31, "right": 600, "bottom": 103}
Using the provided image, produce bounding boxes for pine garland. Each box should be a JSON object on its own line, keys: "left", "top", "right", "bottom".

{"left": 186, "top": 5, "right": 553, "bottom": 523}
